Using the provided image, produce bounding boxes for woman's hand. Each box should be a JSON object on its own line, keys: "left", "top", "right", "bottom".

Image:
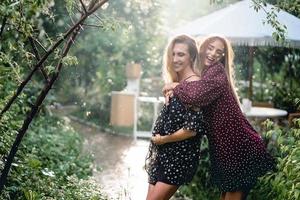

{"left": 162, "top": 82, "right": 179, "bottom": 105}
{"left": 164, "top": 90, "right": 174, "bottom": 105}
{"left": 162, "top": 82, "right": 179, "bottom": 95}
{"left": 151, "top": 134, "right": 166, "bottom": 145}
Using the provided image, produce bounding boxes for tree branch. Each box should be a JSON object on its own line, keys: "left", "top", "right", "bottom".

{"left": 88, "top": 0, "right": 109, "bottom": 14}
{"left": 92, "top": 13, "right": 104, "bottom": 24}
{"left": 79, "top": 0, "right": 87, "bottom": 14}
{"left": 0, "top": 25, "right": 81, "bottom": 193}
{"left": 82, "top": 23, "right": 103, "bottom": 28}
{"left": 0, "top": 44, "right": 71, "bottom": 191}
{"left": 0, "top": 16, "right": 8, "bottom": 40}
{"left": 28, "top": 37, "right": 50, "bottom": 82}
{"left": 0, "top": 0, "right": 110, "bottom": 191}
{"left": 33, "top": 38, "right": 47, "bottom": 53}
{"left": 251, "top": 0, "right": 287, "bottom": 42}
{"left": 0, "top": 12, "right": 89, "bottom": 119}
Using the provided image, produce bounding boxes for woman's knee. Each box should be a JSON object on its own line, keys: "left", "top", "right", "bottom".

{"left": 146, "top": 194, "right": 163, "bottom": 200}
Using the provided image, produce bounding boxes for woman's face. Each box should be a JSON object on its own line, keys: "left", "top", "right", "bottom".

{"left": 172, "top": 43, "right": 192, "bottom": 73}
{"left": 204, "top": 39, "right": 225, "bottom": 67}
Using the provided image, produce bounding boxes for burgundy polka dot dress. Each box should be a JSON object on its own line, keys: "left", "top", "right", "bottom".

{"left": 145, "top": 97, "right": 206, "bottom": 186}
{"left": 173, "top": 62, "right": 275, "bottom": 192}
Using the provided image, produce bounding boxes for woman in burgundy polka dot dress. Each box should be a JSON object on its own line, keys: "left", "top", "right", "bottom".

{"left": 162, "top": 36, "right": 276, "bottom": 200}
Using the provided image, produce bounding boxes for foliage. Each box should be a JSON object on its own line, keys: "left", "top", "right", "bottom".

{"left": 252, "top": 0, "right": 288, "bottom": 43}
{"left": 0, "top": 64, "right": 107, "bottom": 199}
{"left": 272, "top": 85, "right": 300, "bottom": 113}
{"left": 248, "top": 119, "right": 300, "bottom": 200}
{"left": 233, "top": 44, "right": 300, "bottom": 110}
{"left": 0, "top": 0, "right": 56, "bottom": 73}
{"left": 1, "top": 0, "right": 114, "bottom": 192}
{"left": 251, "top": 47, "right": 300, "bottom": 111}
{"left": 1, "top": 116, "right": 107, "bottom": 200}
{"left": 54, "top": 0, "right": 166, "bottom": 126}
{"left": 272, "top": 0, "right": 300, "bottom": 18}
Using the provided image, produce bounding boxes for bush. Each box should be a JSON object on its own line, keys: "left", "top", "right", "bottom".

{"left": 248, "top": 119, "right": 300, "bottom": 200}
{"left": 0, "top": 114, "right": 108, "bottom": 200}
{"left": 0, "top": 65, "right": 107, "bottom": 199}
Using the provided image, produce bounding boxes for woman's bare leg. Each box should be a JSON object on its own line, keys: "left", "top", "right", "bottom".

{"left": 224, "top": 191, "right": 243, "bottom": 200}
{"left": 146, "top": 184, "right": 155, "bottom": 200}
{"left": 146, "top": 182, "right": 178, "bottom": 200}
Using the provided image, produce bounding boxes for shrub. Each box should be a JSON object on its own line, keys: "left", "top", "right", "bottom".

{"left": 248, "top": 119, "right": 300, "bottom": 200}
{"left": 0, "top": 114, "right": 108, "bottom": 200}
{"left": 0, "top": 65, "right": 107, "bottom": 199}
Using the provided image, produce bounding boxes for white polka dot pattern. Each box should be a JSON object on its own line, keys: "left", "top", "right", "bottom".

{"left": 145, "top": 97, "right": 206, "bottom": 186}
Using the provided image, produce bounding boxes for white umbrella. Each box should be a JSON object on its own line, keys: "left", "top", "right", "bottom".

{"left": 171, "top": 0, "right": 300, "bottom": 99}
{"left": 171, "top": 0, "right": 300, "bottom": 48}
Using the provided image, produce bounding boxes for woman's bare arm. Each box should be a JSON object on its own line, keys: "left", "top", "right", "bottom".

{"left": 152, "top": 129, "right": 196, "bottom": 145}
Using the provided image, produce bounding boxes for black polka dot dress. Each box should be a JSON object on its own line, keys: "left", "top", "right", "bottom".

{"left": 174, "top": 62, "right": 276, "bottom": 192}
{"left": 145, "top": 97, "right": 206, "bottom": 186}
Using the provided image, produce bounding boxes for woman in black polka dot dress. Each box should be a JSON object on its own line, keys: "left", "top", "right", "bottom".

{"left": 145, "top": 35, "right": 206, "bottom": 200}
{"left": 146, "top": 96, "right": 205, "bottom": 185}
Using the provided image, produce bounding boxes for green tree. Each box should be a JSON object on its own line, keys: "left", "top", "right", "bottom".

{"left": 0, "top": 0, "right": 111, "bottom": 192}
{"left": 55, "top": 0, "right": 166, "bottom": 126}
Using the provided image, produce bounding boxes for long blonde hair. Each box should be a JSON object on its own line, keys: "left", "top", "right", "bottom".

{"left": 198, "top": 35, "right": 240, "bottom": 104}
{"left": 163, "top": 35, "right": 201, "bottom": 83}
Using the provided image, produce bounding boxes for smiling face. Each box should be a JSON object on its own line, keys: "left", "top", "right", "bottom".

{"left": 163, "top": 35, "right": 199, "bottom": 83}
{"left": 204, "top": 39, "right": 225, "bottom": 67}
{"left": 172, "top": 42, "right": 192, "bottom": 73}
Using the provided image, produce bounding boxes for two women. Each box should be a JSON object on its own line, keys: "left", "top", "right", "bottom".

{"left": 146, "top": 35, "right": 275, "bottom": 200}
{"left": 162, "top": 35, "right": 275, "bottom": 200}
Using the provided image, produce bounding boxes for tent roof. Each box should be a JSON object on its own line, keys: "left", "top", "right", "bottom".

{"left": 171, "top": 0, "right": 300, "bottom": 48}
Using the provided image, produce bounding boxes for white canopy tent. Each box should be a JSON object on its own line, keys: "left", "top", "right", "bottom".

{"left": 171, "top": 0, "right": 300, "bottom": 99}
{"left": 171, "top": 0, "right": 300, "bottom": 48}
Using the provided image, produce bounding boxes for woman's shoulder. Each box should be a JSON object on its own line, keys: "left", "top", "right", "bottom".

{"left": 207, "top": 62, "right": 225, "bottom": 72}
{"left": 203, "top": 63, "right": 226, "bottom": 78}
{"left": 184, "top": 75, "right": 201, "bottom": 82}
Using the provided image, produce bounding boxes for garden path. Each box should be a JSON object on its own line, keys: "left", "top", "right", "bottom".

{"left": 71, "top": 121, "right": 149, "bottom": 200}
{"left": 52, "top": 106, "right": 181, "bottom": 200}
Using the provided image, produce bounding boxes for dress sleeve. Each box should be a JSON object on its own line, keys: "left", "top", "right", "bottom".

{"left": 182, "top": 108, "right": 205, "bottom": 135}
{"left": 173, "top": 64, "right": 228, "bottom": 107}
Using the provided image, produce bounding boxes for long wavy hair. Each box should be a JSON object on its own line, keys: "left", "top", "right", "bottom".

{"left": 162, "top": 34, "right": 201, "bottom": 83}
{"left": 198, "top": 35, "right": 240, "bottom": 104}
